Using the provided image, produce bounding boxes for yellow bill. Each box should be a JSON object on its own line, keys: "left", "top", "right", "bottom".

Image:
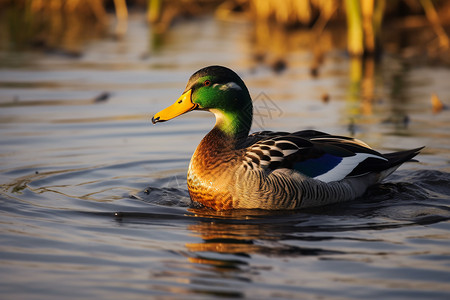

{"left": 152, "top": 90, "right": 196, "bottom": 124}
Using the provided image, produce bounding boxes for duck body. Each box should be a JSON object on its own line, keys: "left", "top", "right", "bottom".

{"left": 152, "top": 66, "right": 423, "bottom": 210}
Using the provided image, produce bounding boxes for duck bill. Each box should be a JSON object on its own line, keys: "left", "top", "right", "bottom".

{"left": 152, "top": 90, "right": 196, "bottom": 124}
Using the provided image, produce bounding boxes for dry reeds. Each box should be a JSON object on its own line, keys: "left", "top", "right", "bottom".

{"left": 243, "top": 0, "right": 343, "bottom": 28}
{"left": 1, "top": 0, "right": 449, "bottom": 62}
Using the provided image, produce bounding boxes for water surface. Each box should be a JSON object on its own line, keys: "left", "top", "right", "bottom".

{"left": 1, "top": 15, "right": 450, "bottom": 299}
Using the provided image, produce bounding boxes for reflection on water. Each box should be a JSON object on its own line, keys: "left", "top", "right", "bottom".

{"left": 185, "top": 170, "right": 450, "bottom": 259}
{"left": 139, "top": 169, "right": 450, "bottom": 299}
{"left": 1, "top": 14, "right": 450, "bottom": 300}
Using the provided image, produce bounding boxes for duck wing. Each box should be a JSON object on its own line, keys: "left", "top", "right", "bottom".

{"left": 243, "top": 130, "right": 422, "bottom": 183}
{"left": 237, "top": 129, "right": 330, "bottom": 149}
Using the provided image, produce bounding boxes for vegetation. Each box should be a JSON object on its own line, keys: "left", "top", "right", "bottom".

{"left": 0, "top": 0, "right": 449, "bottom": 63}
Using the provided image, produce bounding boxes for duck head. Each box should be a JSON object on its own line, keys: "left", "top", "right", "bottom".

{"left": 152, "top": 66, "right": 253, "bottom": 138}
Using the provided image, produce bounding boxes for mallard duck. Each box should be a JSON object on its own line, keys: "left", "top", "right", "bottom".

{"left": 152, "top": 66, "right": 423, "bottom": 210}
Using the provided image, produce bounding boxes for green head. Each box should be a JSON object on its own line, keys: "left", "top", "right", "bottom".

{"left": 152, "top": 66, "right": 253, "bottom": 138}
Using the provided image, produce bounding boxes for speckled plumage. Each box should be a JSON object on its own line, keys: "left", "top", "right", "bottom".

{"left": 152, "top": 66, "right": 423, "bottom": 210}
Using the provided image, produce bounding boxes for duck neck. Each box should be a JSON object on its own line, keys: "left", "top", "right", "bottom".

{"left": 210, "top": 107, "right": 252, "bottom": 142}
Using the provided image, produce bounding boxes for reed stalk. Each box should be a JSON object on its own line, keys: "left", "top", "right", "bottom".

{"left": 147, "top": 0, "right": 162, "bottom": 23}
{"left": 113, "top": 0, "right": 128, "bottom": 36}
{"left": 420, "top": 0, "right": 449, "bottom": 49}
{"left": 345, "top": 0, "right": 364, "bottom": 56}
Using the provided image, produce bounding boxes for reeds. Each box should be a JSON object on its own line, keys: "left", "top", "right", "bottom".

{"left": 215, "top": 0, "right": 449, "bottom": 58}
{"left": 420, "top": 0, "right": 449, "bottom": 49}
{"left": 1, "top": 0, "right": 449, "bottom": 60}
{"left": 345, "top": 0, "right": 385, "bottom": 56}
{"left": 10, "top": 0, "right": 110, "bottom": 23}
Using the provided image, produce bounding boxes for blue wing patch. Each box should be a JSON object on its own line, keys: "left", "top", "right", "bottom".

{"left": 293, "top": 153, "right": 343, "bottom": 178}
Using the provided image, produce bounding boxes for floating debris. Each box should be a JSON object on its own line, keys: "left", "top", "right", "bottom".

{"left": 431, "top": 92, "right": 445, "bottom": 114}
{"left": 93, "top": 92, "right": 111, "bottom": 103}
{"left": 114, "top": 212, "right": 123, "bottom": 221}
{"left": 321, "top": 92, "right": 330, "bottom": 103}
{"left": 271, "top": 58, "right": 287, "bottom": 74}
{"left": 310, "top": 65, "right": 319, "bottom": 78}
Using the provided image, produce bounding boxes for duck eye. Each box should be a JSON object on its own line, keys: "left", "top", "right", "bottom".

{"left": 203, "top": 80, "right": 211, "bottom": 86}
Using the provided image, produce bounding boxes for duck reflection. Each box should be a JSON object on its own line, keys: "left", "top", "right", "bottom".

{"left": 185, "top": 208, "right": 340, "bottom": 261}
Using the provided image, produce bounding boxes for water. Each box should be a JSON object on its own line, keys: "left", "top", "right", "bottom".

{"left": 1, "top": 15, "right": 450, "bottom": 299}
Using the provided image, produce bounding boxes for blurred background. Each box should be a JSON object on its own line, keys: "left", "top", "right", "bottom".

{"left": 1, "top": 0, "right": 449, "bottom": 64}
{"left": 1, "top": 1, "right": 450, "bottom": 299}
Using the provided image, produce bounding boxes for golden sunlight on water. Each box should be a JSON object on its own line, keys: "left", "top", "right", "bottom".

{"left": 1, "top": 2, "right": 450, "bottom": 299}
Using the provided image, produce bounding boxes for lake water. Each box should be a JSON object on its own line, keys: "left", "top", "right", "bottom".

{"left": 1, "top": 14, "right": 450, "bottom": 299}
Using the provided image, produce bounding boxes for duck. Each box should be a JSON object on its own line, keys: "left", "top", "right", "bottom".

{"left": 152, "top": 65, "right": 423, "bottom": 210}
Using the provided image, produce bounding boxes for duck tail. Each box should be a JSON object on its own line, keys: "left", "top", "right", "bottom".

{"left": 383, "top": 147, "right": 425, "bottom": 166}
{"left": 374, "top": 147, "right": 424, "bottom": 182}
